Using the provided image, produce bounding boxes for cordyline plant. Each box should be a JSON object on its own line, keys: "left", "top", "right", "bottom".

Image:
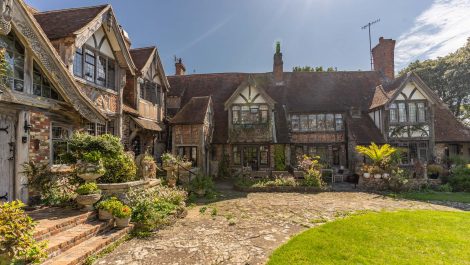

{"left": 355, "top": 143, "right": 397, "bottom": 169}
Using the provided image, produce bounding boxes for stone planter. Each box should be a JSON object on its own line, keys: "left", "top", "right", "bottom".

{"left": 374, "top": 174, "right": 382, "bottom": 179}
{"left": 76, "top": 193, "right": 101, "bottom": 211}
{"left": 194, "top": 189, "right": 206, "bottom": 197}
{"left": 363, "top": 173, "right": 370, "bottom": 178}
{"left": 382, "top": 173, "right": 390, "bottom": 179}
{"left": 77, "top": 162, "right": 105, "bottom": 182}
{"left": 167, "top": 178, "right": 177, "bottom": 187}
{"left": 98, "top": 209, "right": 113, "bottom": 221}
{"left": 97, "top": 179, "right": 160, "bottom": 201}
{"left": 115, "top": 216, "right": 131, "bottom": 228}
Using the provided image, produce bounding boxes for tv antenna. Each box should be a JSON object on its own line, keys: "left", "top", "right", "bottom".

{"left": 361, "top": 18, "right": 380, "bottom": 70}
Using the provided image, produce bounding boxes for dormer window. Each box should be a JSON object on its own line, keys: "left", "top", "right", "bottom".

{"left": 74, "top": 46, "right": 116, "bottom": 90}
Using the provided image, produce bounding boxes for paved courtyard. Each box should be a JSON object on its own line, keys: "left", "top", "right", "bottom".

{"left": 96, "top": 186, "right": 460, "bottom": 265}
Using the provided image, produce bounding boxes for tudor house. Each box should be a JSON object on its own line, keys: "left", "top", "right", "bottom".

{"left": 168, "top": 39, "right": 470, "bottom": 176}
{"left": 0, "top": 0, "right": 169, "bottom": 202}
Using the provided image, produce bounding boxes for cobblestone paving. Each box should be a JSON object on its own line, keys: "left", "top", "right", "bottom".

{"left": 97, "top": 187, "right": 462, "bottom": 265}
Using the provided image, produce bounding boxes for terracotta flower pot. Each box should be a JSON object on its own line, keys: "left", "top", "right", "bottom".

{"left": 76, "top": 193, "right": 101, "bottom": 211}
{"left": 115, "top": 216, "right": 131, "bottom": 228}
{"left": 98, "top": 209, "right": 113, "bottom": 220}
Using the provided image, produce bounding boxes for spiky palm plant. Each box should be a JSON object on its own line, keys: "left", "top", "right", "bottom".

{"left": 355, "top": 143, "right": 397, "bottom": 168}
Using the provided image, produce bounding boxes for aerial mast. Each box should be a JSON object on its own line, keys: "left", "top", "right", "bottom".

{"left": 361, "top": 19, "right": 381, "bottom": 70}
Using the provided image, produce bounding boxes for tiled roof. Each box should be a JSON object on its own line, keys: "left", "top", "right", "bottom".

{"left": 170, "top": 96, "right": 211, "bottom": 125}
{"left": 346, "top": 114, "right": 386, "bottom": 144}
{"left": 434, "top": 106, "right": 470, "bottom": 142}
{"left": 130, "top": 47, "right": 155, "bottom": 71}
{"left": 33, "top": 5, "right": 109, "bottom": 40}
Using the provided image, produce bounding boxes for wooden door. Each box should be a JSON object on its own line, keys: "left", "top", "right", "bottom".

{"left": 0, "top": 112, "right": 15, "bottom": 202}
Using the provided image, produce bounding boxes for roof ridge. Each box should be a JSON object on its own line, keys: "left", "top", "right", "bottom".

{"left": 34, "top": 4, "right": 109, "bottom": 15}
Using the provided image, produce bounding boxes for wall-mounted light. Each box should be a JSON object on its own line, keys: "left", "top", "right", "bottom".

{"left": 23, "top": 119, "right": 32, "bottom": 133}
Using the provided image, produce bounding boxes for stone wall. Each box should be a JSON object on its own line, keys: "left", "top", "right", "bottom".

{"left": 359, "top": 176, "right": 442, "bottom": 191}
{"left": 29, "top": 112, "right": 50, "bottom": 164}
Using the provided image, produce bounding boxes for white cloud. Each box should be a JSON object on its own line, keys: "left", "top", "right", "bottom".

{"left": 395, "top": 0, "right": 470, "bottom": 70}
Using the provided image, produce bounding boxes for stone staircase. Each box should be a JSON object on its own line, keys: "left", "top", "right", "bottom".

{"left": 28, "top": 207, "right": 132, "bottom": 265}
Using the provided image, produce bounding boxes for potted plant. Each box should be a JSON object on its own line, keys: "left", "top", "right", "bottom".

{"left": 427, "top": 164, "right": 444, "bottom": 179}
{"left": 96, "top": 197, "right": 122, "bottom": 221}
{"left": 75, "top": 182, "right": 101, "bottom": 211}
{"left": 113, "top": 205, "right": 132, "bottom": 228}
{"left": 370, "top": 166, "right": 383, "bottom": 179}
{"left": 190, "top": 173, "right": 214, "bottom": 197}
{"left": 361, "top": 165, "right": 371, "bottom": 178}
{"left": 76, "top": 151, "right": 106, "bottom": 182}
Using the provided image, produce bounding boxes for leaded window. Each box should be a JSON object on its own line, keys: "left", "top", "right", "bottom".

{"left": 290, "top": 113, "right": 343, "bottom": 132}
{"left": 408, "top": 102, "right": 416, "bottom": 123}
{"left": 260, "top": 145, "right": 269, "bottom": 165}
{"left": 232, "top": 104, "right": 269, "bottom": 125}
{"left": 417, "top": 102, "right": 425, "bottom": 122}
{"left": 232, "top": 146, "right": 241, "bottom": 165}
{"left": 32, "top": 62, "right": 62, "bottom": 100}
{"left": 0, "top": 32, "right": 25, "bottom": 92}
{"left": 398, "top": 103, "right": 407, "bottom": 122}
{"left": 325, "top": 114, "right": 335, "bottom": 131}
{"left": 390, "top": 103, "right": 398, "bottom": 122}
{"left": 335, "top": 114, "right": 343, "bottom": 131}
{"left": 52, "top": 125, "right": 70, "bottom": 164}
{"left": 291, "top": 115, "right": 300, "bottom": 132}
{"left": 74, "top": 45, "right": 116, "bottom": 90}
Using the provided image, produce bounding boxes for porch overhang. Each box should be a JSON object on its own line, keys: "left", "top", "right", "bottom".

{"left": 131, "top": 116, "right": 162, "bottom": 132}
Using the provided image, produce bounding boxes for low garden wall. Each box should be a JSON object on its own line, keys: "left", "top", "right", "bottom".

{"left": 233, "top": 185, "right": 325, "bottom": 193}
{"left": 359, "top": 176, "right": 442, "bottom": 191}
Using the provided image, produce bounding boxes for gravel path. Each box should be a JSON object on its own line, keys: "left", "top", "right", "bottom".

{"left": 96, "top": 186, "right": 461, "bottom": 265}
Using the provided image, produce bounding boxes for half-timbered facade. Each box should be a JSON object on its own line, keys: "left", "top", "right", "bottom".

{"left": 168, "top": 38, "right": 470, "bottom": 175}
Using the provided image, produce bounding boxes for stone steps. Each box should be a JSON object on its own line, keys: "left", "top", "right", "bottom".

{"left": 42, "top": 226, "right": 132, "bottom": 265}
{"left": 45, "top": 219, "right": 114, "bottom": 258}
{"left": 29, "top": 207, "right": 132, "bottom": 265}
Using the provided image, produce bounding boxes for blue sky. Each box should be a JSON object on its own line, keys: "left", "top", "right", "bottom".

{"left": 26, "top": 0, "right": 470, "bottom": 75}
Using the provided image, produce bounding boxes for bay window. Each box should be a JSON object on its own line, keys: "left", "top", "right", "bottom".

{"left": 74, "top": 45, "right": 116, "bottom": 90}
{"left": 231, "top": 104, "right": 269, "bottom": 125}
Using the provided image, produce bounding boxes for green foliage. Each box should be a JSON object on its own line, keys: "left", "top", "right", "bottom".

{"left": 448, "top": 165, "right": 470, "bottom": 192}
{"left": 0, "top": 201, "right": 48, "bottom": 264}
{"left": 0, "top": 48, "right": 13, "bottom": 87}
{"left": 427, "top": 164, "right": 444, "bottom": 175}
{"left": 96, "top": 197, "right": 123, "bottom": 212}
{"left": 76, "top": 182, "right": 100, "bottom": 195}
{"left": 355, "top": 143, "right": 397, "bottom": 169}
{"left": 448, "top": 155, "right": 468, "bottom": 166}
{"left": 22, "top": 162, "right": 78, "bottom": 206}
{"left": 65, "top": 132, "right": 137, "bottom": 183}
{"left": 189, "top": 173, "right": 215, "bottom": 197}
{"left": 267, "top": 211, "right": 470, "bottom": 265}
{"left": 112, "top": 205, "right": 132, "bottom": 219}
{"left": 274, "top": 145, "right": 286, "bottom": 171}
{"left": 292, "top": 66, "right": 337, "bottom": 72}
{"left": 126, "top": 186, "right": 187, "bottom": 232}
{"left": 400, "top": 38, "right": 470, "bottom": 121}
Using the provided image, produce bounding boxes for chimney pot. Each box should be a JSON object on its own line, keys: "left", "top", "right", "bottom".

{"left": 273, "top": 41, "right": 283, "bottom": 84}
{"left": 372, "top": 37, "right": 395, "bottom": 80}
{"left": 175, "top": 58, "right": 186, "bottom": 76}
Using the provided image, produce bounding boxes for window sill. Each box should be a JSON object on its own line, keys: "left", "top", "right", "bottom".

{"left": 75, "top": 77, "right": 118, "bottom": 95}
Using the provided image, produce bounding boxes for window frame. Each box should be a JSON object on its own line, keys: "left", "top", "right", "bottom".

{"left": 73, "top": 44, "right": 117, "bottom": 91}
{"left": 290, "top": 113, "right": 343, "bottom": 132}
{"left": 0, "top": 32, "right": 25, "bottom": 92}
{"left": 231, "top": 104, "right": 269, "bottom": 126}
{"left": 51, "top": 124, "right": 71, "bottom": 164}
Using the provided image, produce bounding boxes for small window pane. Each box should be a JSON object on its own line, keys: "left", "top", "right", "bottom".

{"left": 417, "top": 103, "right": 425, "bottom": 122}
{"left": 390, "top": 103, "right": 398, "bottom": 122}
{"left": 291, "top": 115, "right": 300, "bottom": 132}
{"left": 107, "top": 59, "right": 115, "bottom": 89}
{"left": 335, "top": 114, "right": 343, "bottom": 131}
{"left": 317, "top": 114, "right": 326, "bottom": 131}
{"left": 96, "top": 56, "right": 106, "bottom": 86}
{"left": 325, "top": 114, "right": 335, "bottom": 131}
{"left": 408, "top": 102, "right": 416, "bottom": 123}
{"left": 300, "top": 115, "right": 309, "bottom": 132}
{"left": 398, "top": 103, "right": 406, "bottom": 122}
{"left": 308, "top": 115, "right": 316, "bottom": 131}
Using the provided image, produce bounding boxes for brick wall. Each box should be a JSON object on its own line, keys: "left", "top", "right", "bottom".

{"left": 372, "top": 37, "right": 395, "bottom": 80}
{"left": 29, "top": 112, "right": 50, "bottom": 164}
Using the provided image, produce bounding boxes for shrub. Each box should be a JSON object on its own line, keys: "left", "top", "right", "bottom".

{"left": 298, "top": 155, "right": 325, "bottom": 187}
{"left": 427, "top": 164, "right": 444, "bottom": 176}
{"left": 190, "top": 173, "right": 215, "bottom": 195}
{"left": 22, "top": 162, "right": 78, "bottom": 206}
{"left": 448, "top": 165, "right": 470, "bottom": 192}
{"left": 76, "top": 182, "right": 100, "bottom": 195}
{"left": 65, "top": 132, "right": 137, "bottom": 183}
{"left": 126, "top": 186, "right": 187, "bottom": 208}
{"left": 96, "top": 197, "right": 123, "bottom": 212}
{"left": 0, "top": 201, "right": 48, "bottom": 264}
{"left": 437, "top": 183, "right": 453, "bottom": 192}
{"left": 218, "top": 154, "right": 230, "bottom": 179}
{"left": 355, "top": 143, "right": 397, "bottom": 169}
{"left": 274, "top": 145, "right": 286, "bottom": 171}
{"left": 113, "top": 205, "right": 132, "bottom": 219}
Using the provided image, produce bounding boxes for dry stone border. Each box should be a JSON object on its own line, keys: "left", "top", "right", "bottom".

{"left": 97, "top": 190, "right": 462, "bottom": 265}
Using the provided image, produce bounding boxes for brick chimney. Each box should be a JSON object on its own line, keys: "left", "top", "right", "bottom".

{"left": 372, "top": 37, "right": 396, "bottom": 80}
{"left": 273, "top": 41, "right": 283, "bottom": 84}
{"left": 175, "top": 58, "right": 186, "bottom": 76}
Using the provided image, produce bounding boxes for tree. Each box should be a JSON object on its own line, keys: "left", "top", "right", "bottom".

{"left": 292, "top": 66, "right": 336, "bottom": 72}
{"left": 400, "top": 38, "right": 470, "bottom": 120}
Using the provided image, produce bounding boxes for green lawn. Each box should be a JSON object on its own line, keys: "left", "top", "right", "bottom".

{"left": 393, "top": 192, "right": 470, "bottom": 203}
{"left": 268, "top": 211, "right": 470, "bottom": 265}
